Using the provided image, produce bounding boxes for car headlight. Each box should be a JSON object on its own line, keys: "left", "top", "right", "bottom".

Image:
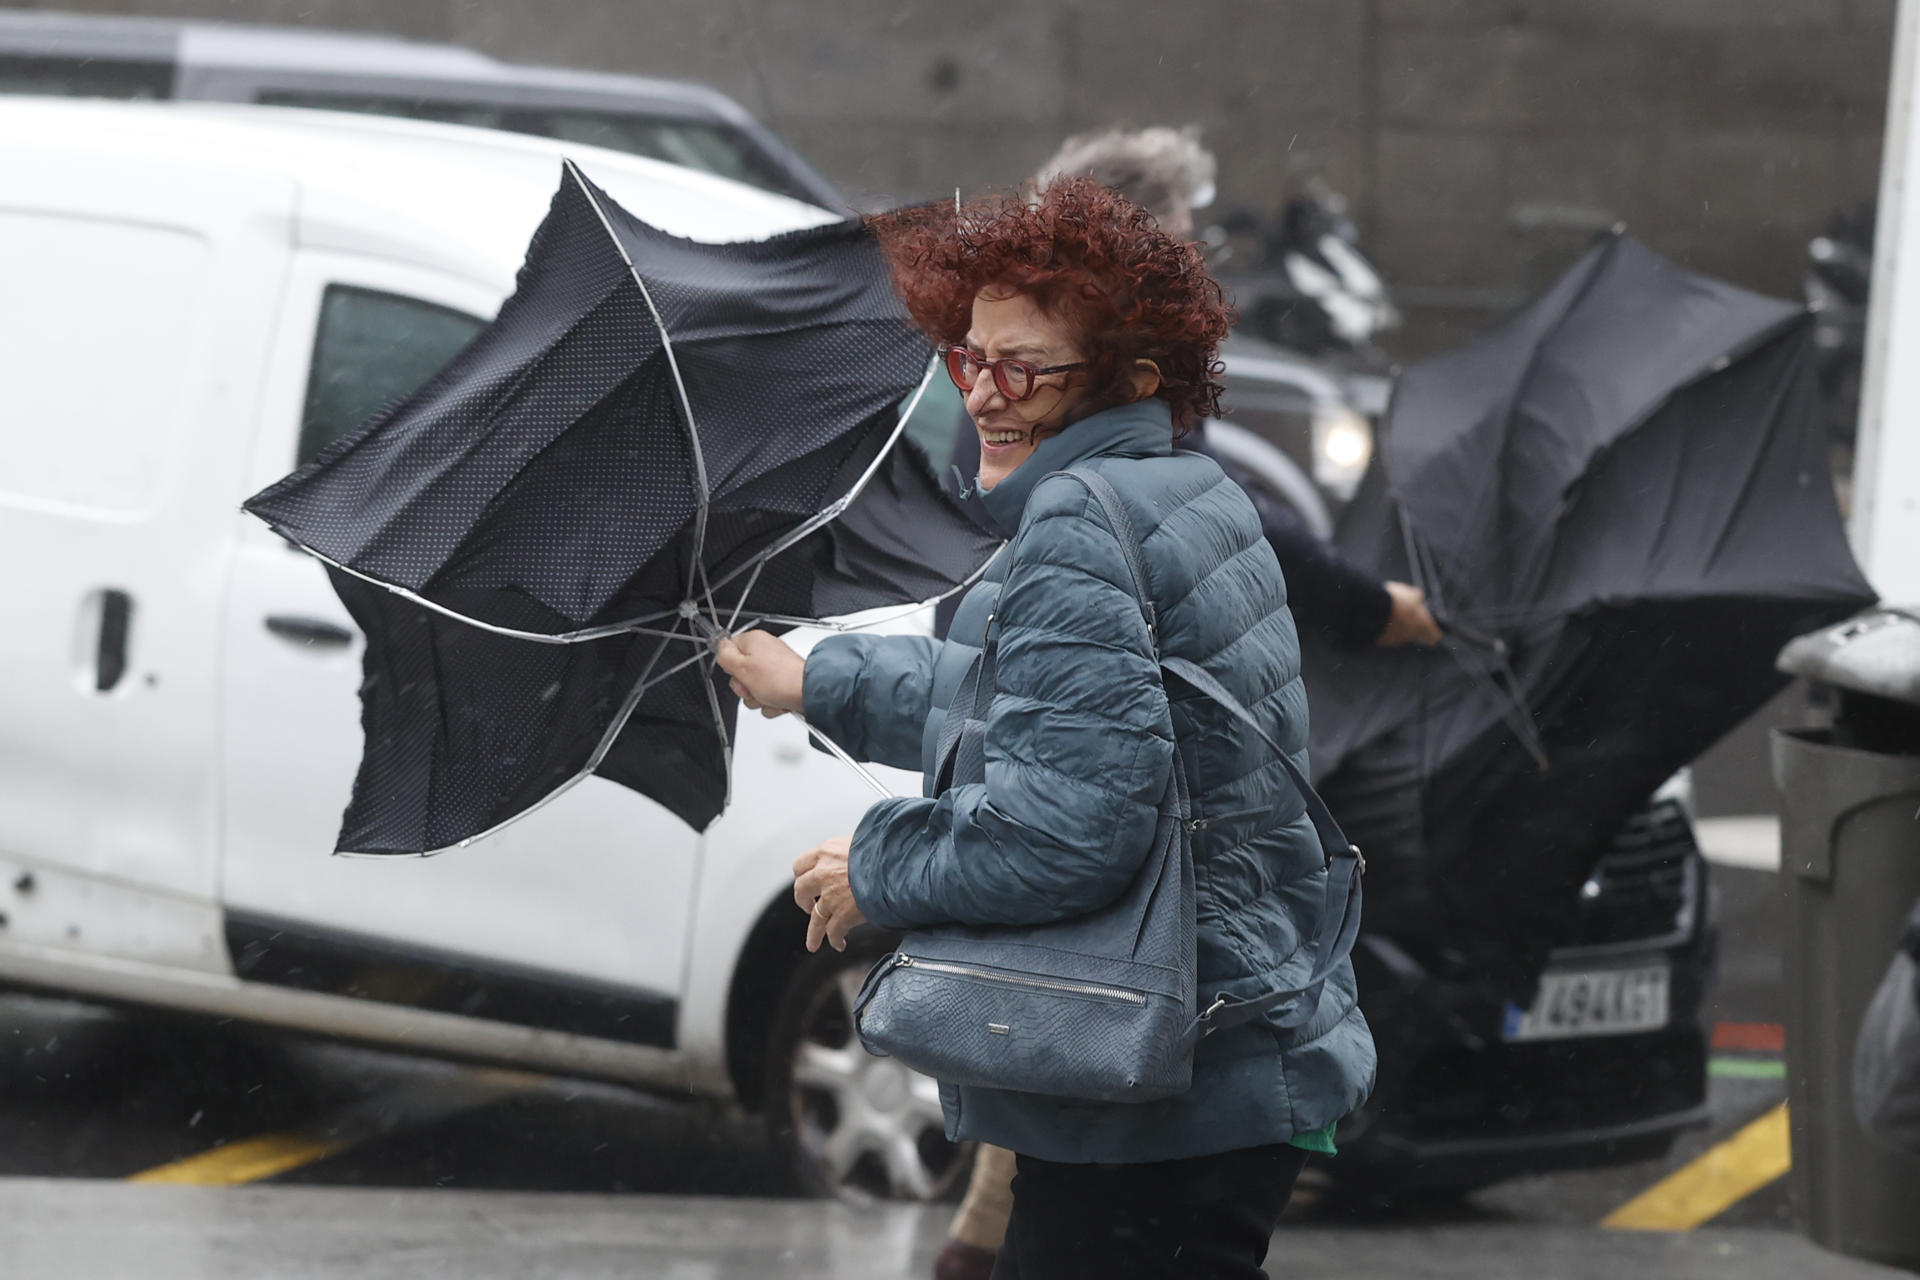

{"left": 1311, "top": 405, "right": 1373, "bottom": 501}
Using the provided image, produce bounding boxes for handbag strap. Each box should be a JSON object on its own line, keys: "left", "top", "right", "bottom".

{"left": 1163, "top": 655, "right": 1365, "bottom": 1034}
{"left": 1061, "top": 467, "right": 1364, "bottom": 1037}
{"left": 932, "top": 597, "right": 1002, "bottom": 795}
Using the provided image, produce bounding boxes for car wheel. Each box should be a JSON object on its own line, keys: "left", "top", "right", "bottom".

{"left": 764, "top": 936, "right": 973, "bottom": 1203}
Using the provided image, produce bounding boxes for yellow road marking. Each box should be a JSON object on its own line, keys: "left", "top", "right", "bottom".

{"left": 128, "top": 1067, "right": 547, "bottom": 1187}
{"left": 1601, "top": 1103, "right": 1791, "bottom": 1231}
{"left": 130, "top": 1133, "right": 348, "bottom": 1186}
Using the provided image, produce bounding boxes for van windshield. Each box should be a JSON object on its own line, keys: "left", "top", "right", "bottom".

{"left": 256, "top": 90, "right": 822, "bottom": 206}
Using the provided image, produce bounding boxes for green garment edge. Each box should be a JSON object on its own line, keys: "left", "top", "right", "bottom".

{"left": 1289, "top": 1122, "right": 1338, "bottom": 1155}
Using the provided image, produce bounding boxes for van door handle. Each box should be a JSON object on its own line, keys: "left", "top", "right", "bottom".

{"left": 264, "top": 616, "right": 355, "bottom": 648}
{"left": 95, "top": 589, "right": 133, "bottom": 692}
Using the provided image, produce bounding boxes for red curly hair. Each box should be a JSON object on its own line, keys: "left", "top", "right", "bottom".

{"left": 867, "top": 177, "right": 1232, "bottom": 435}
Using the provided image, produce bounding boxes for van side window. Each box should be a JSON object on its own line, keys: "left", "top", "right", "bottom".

{"left": 298, "top": 286, "right": 484, "bottom": 465}
{"left": 0, "top": 54, "right": 172, "bottom": 100}
{"left": 255, "top": 91, "right": 818, "bottom": 205}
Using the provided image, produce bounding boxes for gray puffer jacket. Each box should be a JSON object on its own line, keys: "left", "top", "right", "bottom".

{"left": 803, "top": 399, "right": 1375, "bottom": 1164}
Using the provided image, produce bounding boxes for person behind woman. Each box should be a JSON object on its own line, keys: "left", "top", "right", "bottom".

{"left": 1031, "top": 123, "right": 1218, "bottom": 240}
{"left": 717, "top": 178, "right": 1375, "bottom": 1280}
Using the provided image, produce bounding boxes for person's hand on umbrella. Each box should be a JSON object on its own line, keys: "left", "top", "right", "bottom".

{"left": 1377, "top": 581, "right": 1443, "bottom": 647}
{"left": 793, "top": 835, "right": 868, "bottom": 952}
{"left": 715, "top": 630, "right": 807, "bottom": 718}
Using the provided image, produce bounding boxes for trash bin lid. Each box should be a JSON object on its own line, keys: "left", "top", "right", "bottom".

{"left": 1777, "top": 606, "right": 1920, "bottom": 707}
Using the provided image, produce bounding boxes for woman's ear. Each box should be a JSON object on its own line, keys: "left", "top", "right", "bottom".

{"left": 1125, "top": 358, "right": 1163, "bottom": 401}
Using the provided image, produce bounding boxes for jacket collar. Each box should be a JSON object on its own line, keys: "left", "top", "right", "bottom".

{"left": 976, "top": 399, "right": 1174, "bottom": 535}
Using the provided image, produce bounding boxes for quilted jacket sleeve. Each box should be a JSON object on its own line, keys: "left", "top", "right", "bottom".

{"left": 848, "top": 476, "right": 1174, "bottom": 929}
{"left": 802, "top": 634, "right": 940, "bottom": 772}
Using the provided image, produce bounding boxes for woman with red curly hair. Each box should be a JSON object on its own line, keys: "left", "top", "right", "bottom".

{"left": 719, "top": 180, "right": 1376, "bottom": 1279}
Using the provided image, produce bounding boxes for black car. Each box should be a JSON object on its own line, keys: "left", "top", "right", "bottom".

{"left": 1334, "top": 784, "right": 1713, "bottom": 1195}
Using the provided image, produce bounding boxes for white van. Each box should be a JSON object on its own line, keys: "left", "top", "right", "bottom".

{"left": 1853, "top": 0, "right": 1920, "bottom": 602}
{"left": 0, "top": 98, "right": 960, "bottom": 1202}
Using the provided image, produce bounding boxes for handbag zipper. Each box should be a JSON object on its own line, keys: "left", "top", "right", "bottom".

{"left": 1187, "top": 801, "right": 1284, "bottom": 833}
{"left": 895, "top": 954, "right": 1148, "bottom": 1005}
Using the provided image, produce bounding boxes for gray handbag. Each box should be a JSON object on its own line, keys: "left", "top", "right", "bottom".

{"left": 851, "top": 468, "right": 1363, "bottom": 1103}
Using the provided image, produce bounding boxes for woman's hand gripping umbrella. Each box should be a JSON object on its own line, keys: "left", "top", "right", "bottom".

{"left": 243, "top": 162, "right": 1000, "bottom": 854}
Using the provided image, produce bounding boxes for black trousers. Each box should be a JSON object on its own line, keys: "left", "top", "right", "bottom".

{"left": 987, "top": 1143, "right": 1309, "bottom": 1280}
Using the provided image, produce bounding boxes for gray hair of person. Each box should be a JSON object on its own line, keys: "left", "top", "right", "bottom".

{"left": 1029, "top": 126, "right": 1218, "bottom": 225}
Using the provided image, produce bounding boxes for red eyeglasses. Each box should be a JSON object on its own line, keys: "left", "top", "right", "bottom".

{"left": 944, "top": 346, "right": 1088, "bottom": 402}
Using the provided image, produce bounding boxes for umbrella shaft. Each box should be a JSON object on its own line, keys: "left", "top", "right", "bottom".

{"left": 796, "top": 714, "right": 895, "bottom": 800}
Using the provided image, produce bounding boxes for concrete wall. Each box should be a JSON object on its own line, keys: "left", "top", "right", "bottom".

{"left": 11, "top": 0, "right": 1896, "bottom": 346}
{"left": 1367, "top": 0, "right": 1893, "bottom": 348}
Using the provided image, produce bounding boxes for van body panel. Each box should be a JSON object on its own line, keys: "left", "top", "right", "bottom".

{"left": 0, "top": 143, "right": 293, "bottom": 944}
{"left": 0, "top": 930, "right": 696, "bottom": 1091}
{"left": 0, "top": 853, "right": 228, "bottom": 977}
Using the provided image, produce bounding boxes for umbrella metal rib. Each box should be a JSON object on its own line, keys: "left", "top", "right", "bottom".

{"left": 291, "top": 544, "right": 673, "bottom": 646}
{"left": 716, "top": 357, "right": 940, "bottom": 635}
{"left": 1436, "top": 636, "right": 1551, "bottom": 771}
{"left": 566, "top": 159, "right": 725, "bottom": 641}
{"left": 709, "top": 359, "right": 940, "bottom": 608}
{"left": 1398, "top": 504, "right": 1550, "bottom": 768}
{"left": 695, "top": 639, "right": 735, "bottom": 813}
{"left": 674, "top": 609, "right": 892, "bottom": 800}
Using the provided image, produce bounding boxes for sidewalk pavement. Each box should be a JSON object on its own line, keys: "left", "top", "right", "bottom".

{"left": 0, "top": 1177, "right": 1909, "bottom": 1279}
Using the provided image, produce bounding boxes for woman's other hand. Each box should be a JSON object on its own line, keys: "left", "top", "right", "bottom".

{"left": 714, "top": 629, "right": 806, "bottom": 718}
{"left": 793, "top": 835, "right": 868, "bottom": 952}
{"left": 1377, "top": 581, "right": 1443, "bottom": 647}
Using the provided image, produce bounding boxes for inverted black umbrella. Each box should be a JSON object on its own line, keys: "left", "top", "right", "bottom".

{"left": 1301, "top": 232, "right": 1876, "bottom": 992}
{"left": 246, "top": 162, "right": 998, "bottom": 852}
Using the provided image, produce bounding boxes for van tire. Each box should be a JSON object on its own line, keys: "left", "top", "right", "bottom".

{"left": 762, "top": 934, "right": 972, "bottom": 1203}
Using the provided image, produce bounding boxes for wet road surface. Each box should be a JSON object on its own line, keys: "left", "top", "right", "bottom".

{"left": 0, "top": 864, "right": 1897, "bottom": 1277}
{"left": 0, "top": 1178, "right": 1902, "bottom": 1280}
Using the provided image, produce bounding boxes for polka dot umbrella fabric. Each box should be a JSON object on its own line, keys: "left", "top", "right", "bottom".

{"left": 246, "top": 163, "right": 999, "bottom": 850}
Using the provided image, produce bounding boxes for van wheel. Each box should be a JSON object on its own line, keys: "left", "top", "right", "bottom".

{"left": 763, "top": 936, "right": 972, "bottom": 1203}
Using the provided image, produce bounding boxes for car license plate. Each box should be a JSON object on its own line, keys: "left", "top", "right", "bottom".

{"left": 1502, "top": 963, "right": 1670, "bottom": 1042}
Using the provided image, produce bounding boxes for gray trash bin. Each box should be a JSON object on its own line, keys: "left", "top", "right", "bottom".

{"left": 1773, "top": 606, "right": 1920, "bottom": 1271}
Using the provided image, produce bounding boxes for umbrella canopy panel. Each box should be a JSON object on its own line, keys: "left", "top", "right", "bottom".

{"left": 1388, "top": 235, "right": 1810, "bottom": 608}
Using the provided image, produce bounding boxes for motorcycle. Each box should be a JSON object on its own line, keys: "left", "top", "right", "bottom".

{"left": 1202, "top": 178, "right": 1399, "bottom": 367}
{"left": 1804, "top": 200, "right": 1875, "bottom": 446}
